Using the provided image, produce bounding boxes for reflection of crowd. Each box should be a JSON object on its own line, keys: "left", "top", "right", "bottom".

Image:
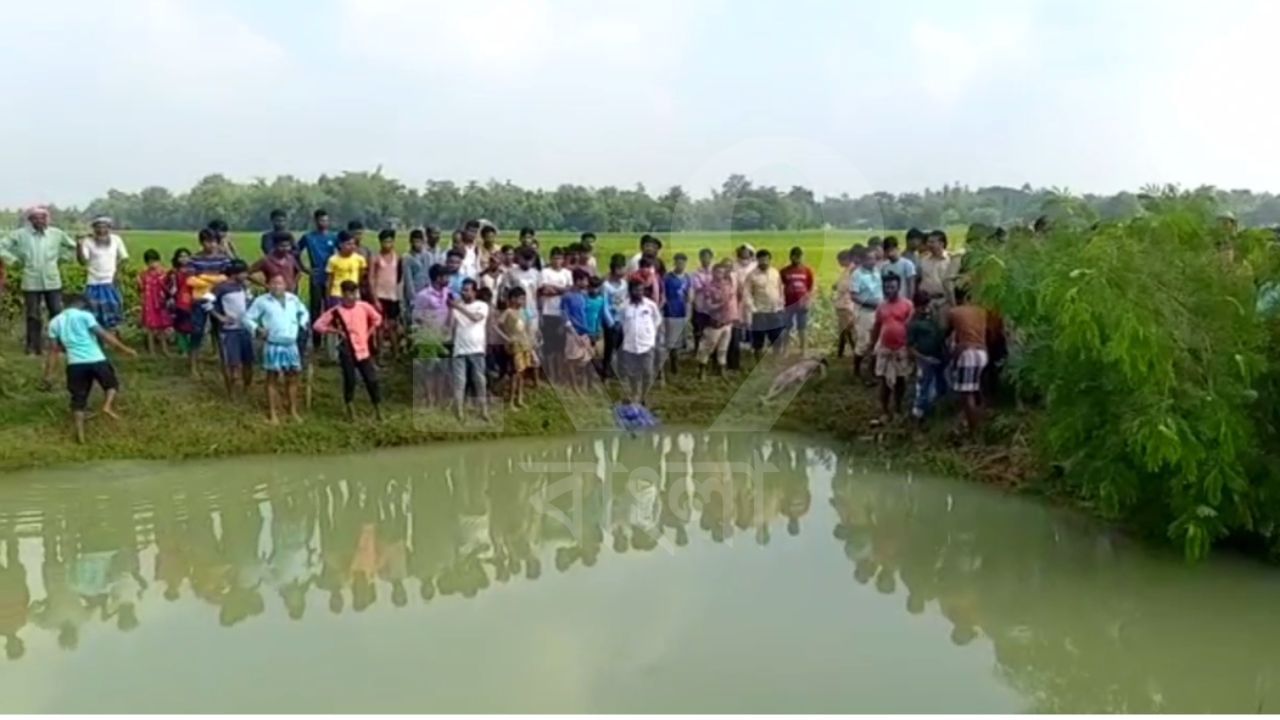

{"left": 6, "top": 437, "right": 1280, "bottom": 713}
{"left": 828, "top": 463, "right": 1280, "bottom": 713}
{"left": 0, "top": 433, "right": 815, "bottom": 661}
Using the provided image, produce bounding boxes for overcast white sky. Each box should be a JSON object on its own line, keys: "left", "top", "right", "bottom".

{"left": 3, "top": 0, "right": 1277, "bottom": 207}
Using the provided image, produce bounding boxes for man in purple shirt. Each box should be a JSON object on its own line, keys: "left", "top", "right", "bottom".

{"left": 412, "top": 265, "right": 453, "bottom": 330}
{"left": 411, "top": 264, "right": 454, "bottom": 407}
{"left": 690, "top": 247, "right": 715, "bottom": 353}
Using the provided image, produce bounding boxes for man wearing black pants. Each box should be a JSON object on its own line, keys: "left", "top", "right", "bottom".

{"left": 314, "top": 281, "right": 384, "bottom": 420}
{"left": 339, "top": 343, "right": 381, "bottom": 414}
{"left": 25, "top": 291, "right": 63, "bottom": 355}
{"left": 602, "top": 322, "right": 623, "bottom": 379}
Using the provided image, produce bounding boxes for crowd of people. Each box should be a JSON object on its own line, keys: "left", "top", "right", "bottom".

{"left": 1, "top": 206, "right": 1002, "bottom": 441}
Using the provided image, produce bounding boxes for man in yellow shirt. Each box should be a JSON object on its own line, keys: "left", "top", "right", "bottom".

{"left": 326, "top": 231, "right": 368, "bottom": 303}
{"left": 743, "top": 248, "right": 785, "bottom": 360}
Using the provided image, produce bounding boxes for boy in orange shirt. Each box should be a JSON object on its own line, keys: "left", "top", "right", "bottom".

{"left": 314, "top": 281, "right": 384, "bottom": 420}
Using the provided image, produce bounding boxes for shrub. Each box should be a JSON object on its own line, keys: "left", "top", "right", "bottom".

{"left": 969, "top": 191, "right": 1280, "bottom": 559}
{"left": 2, "top": 262, "right": 143, "bottom": 325}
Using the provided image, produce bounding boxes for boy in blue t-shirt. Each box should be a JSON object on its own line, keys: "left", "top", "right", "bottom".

{"left": 210, "top": 259, "right": 255, "bottom": 398}
{"left": 662, "top": 253, "right": 692, "bottom": 377}
{"left": 42, "top": 294, "right": 138, "bottom": 443}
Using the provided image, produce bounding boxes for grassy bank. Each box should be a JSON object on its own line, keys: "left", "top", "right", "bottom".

{"left": 0, "top": 315, "right": 1030, "bottom": 486}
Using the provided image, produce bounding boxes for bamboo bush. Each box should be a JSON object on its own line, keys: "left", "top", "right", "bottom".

{"left": 969, "top": 191, "right": 1280, "bottom": 559}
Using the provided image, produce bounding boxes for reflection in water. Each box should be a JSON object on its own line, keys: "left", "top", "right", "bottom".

{"left": 1, "top": 433, "right": 1279, "bottom": 712}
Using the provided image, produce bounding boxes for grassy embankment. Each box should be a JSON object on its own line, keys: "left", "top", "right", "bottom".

{"left": 1, "top": 228, "right": 1018, "bottom": 482}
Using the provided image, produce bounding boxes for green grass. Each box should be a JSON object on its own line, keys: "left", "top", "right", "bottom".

{"left": 0, "top": 295, "right": 1026, "bottom": 485}
{"left": 127, "top": 228, "right": 964, "bottom": 286}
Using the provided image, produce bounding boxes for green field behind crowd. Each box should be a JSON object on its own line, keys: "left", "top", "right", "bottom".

{"left": 127, "top": 228, "right": 965, "bottom": 285}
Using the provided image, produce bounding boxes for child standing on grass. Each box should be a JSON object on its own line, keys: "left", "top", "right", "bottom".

{"left": 832, "top": 250, "right": 855, "bottom": 358}
{"left": 326, "top": 231, "right": 368, "bottom": 307}
{"left": 869, "top": 272, "right": 914, "bottom": 425}
{"left": 584, "top": 276, "right": 612, "bottom": 379}
{"left": 138, "top": 249, "right": 172, "bottom": 356}
{"left": 370, "top": 229, "right": 403, "bottom": 360}
{"left": 601, "top": 254, "right": 629, "bottom": 379}
{"left": 314, "top": 281, "right": 384, "bottom": 421}
{"left": 696, "top": 261, "right": 737, "bottom": 378}
{"left": 187, "top": 230, "right": 231, "bottom": 379}
{"left": 168, "top": 249, "right": 194, "bottom": 355}
{"left": 210, "top": 260, "right": 255, "bottom": 398}
{"left": 907, "top": 291, "right": 947, "bottom": 423}
{"left": 619, "top": 278, "right": 661, "bottom": 407}
{"left": 77, "top": 217, "right": 129, "bottom": 336}
{"left": 661, "top": 253, "right": 691, "bottom": 377}
{"left": 562, "top": 269, "right": 605, "bottom": 393}
{"left": 449, "top": 278, "right": 491, "bottom": 422}
{"left": 242, "top": 274, "right": 310, "bottom": 425}
{"left": 41, "top": 293, "right": 138, "bottom": 444}
{"left": 850, "top": 245, "right": 883, "bottom": 384}
{"left": 499, "top": 287, "right": 533, "bottom": 409}
{"left": 538, "top": 247, "right": 573, "bottom": 385}
{"left": 690, "top": 248, "right": 715, "bottom": 354}
{"left": 779, "top": 246, "right": 815, "bottom": 354}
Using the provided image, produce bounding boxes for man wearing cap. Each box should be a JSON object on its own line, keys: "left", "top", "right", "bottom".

{"left": 0, "top": 207, "right": 77, "bottom": 354}
{"left": 77, "top": 217, "right": 129, "bottom": 335}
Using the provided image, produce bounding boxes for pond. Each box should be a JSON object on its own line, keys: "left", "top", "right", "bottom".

{"left": 0, "top": 431, "right": 1276, "bottom": 713}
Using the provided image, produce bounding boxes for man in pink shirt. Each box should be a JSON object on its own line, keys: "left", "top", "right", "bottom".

{"left": 689, "top": 248, "right": 715, "bottom": 353}
{"left": 314, "top": 280, "right": 384, "bottom": 420}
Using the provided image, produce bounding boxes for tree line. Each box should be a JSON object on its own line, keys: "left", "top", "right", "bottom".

{"left": 9, "top": 171, "right": 1280, "bottom": 232}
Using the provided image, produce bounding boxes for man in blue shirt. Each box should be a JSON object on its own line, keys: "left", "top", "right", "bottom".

{"left": 661, "top": 253, "right": 692, "bottom": 377}
{"left": 850, "top": 245, "right": 884, "bottom": 383}
{"left": 210, "top": 260, "right": 255, "bottom": 398}
{"left": 259, "top": 209, "right": 289, "bottom": 256}
{"left": 296, "top": 209, "right": 338, "bottom": 349}
{"left": 42, "top": 294, "right": 138, "bottom": 443}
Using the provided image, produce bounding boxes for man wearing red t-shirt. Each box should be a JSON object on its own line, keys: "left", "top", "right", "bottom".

{"left": 870, "top": 271, "right": 914, "bottom": 423}
{"left": 779, "top": 246, "right": 815, "bottom": 353}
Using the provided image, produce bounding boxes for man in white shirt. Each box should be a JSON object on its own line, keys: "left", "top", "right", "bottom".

{"left": 449, "top": 278, "right": 491, "bottom": 422}
{"left": 458, "top": 219, "right": 482, "bottom": 279}
{"left": 538, "top": 247, "right": 573, "bottom": 384}
{"left": 77, "top": 216, "right": 129, "bottom": 334}
{"left": 619, "top": 278, "right": 661, "bottom": 406}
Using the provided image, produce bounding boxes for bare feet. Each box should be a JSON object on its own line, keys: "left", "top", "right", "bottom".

{"left": 101, "top": 407, "right": 121, "bottom": 421}
{"left": 290, "top": 411, "right": 303, "bottom": 423}
{"left": 267, "top": 415, "right": 280, "bottom": 426}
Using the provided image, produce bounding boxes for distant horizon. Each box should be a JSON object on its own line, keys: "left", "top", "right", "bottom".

{"left": 12, "top": 171, "right": 1280, "bottom": 234}
{"left": 1, "top": 172, "right": 1265, "bottom": 214}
